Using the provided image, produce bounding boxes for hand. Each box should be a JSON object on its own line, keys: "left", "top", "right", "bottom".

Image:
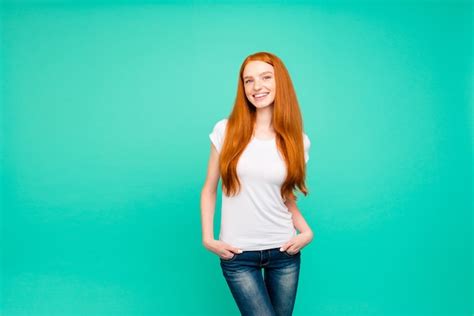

{"left": 280, "top": 231, "right": 314, "bottom": 255}
{"left": 203, "top": 238, "right": 243, "bottom": 260}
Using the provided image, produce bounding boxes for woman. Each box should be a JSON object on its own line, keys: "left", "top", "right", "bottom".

{"left": 200, "top": 51, "right": 313, "bottom": 316}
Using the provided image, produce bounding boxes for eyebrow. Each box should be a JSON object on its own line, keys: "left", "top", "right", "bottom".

{"left": 243, "top": 71, "right": 273, "bottom": 79}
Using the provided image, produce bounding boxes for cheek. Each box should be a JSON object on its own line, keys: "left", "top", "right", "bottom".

{"left": 269, "top": 82, "right": 276, "bottom": 93}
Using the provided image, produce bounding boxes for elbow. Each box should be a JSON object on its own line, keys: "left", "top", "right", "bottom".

{"left": 201, "top": 186, "right": 217, "bottom": 197}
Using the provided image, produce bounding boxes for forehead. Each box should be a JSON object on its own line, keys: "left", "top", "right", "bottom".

{"left": 243, "top": 61, "right": 274, "bottom": 77}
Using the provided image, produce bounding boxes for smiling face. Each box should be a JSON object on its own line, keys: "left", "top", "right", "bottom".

{"left": 242, "top": 60, "right": 276, "bottom": 109}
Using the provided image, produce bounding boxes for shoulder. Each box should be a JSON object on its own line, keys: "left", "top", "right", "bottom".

{"left": 302, "top": 132, "right": 311, "bottom": 163}
{"left": 211, "top": 118, "right": 228, "bottom": 135}
{"left": 303, "top": 132, "right": 311, "bottom": 149}
{"left": 209, "top": 118, "right": 229, "bottom": 153}
{"left": 214, "top": 118, "right": 228, "bottom": 130}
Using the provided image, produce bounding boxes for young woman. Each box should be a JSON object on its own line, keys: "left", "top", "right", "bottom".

{"left": 200, "top": 51, "right": 313, "bottom": 316}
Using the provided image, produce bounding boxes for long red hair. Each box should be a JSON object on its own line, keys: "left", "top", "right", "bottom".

{"left": 220, "top": 52, "right": 308, "bottom": 202}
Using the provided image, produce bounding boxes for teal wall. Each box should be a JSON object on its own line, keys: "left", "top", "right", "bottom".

{"left": 1, "top": 1, "right": 472, "bottom": 315}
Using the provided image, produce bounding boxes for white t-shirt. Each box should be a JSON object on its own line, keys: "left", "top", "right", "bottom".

{"left": 209, "top": 118, "right": 311, "bottom": 251}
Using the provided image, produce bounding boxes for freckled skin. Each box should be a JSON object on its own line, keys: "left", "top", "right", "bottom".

{"left": 243, "top": 61, "right": 276, "bottom": 110}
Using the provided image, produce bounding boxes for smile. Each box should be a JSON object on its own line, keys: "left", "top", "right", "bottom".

{"left": 253, "top": 92, "right": 269, "bottom": 101}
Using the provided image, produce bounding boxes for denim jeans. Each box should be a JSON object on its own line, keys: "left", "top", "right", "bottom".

{"left": 219, "top": 247, "right": 301, "bottom": 316}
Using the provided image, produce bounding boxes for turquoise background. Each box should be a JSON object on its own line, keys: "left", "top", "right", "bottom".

{"left": 0, "top": 0, "right": 472, "bottom": 315}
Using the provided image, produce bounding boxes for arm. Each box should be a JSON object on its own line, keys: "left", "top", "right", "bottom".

{"left": 280, "top": 198, "right": 314, "bottom": 253}
{"left": 200, "top": 145, "right": 220, "bottom": 244}
{"left": 285, "top": 198, "right": 313, "bottom": 236}
{"left": 200, "top": 144, "right": 242, "bottom": 258}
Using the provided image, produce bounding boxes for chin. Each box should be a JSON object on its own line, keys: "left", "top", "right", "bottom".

{"left": 255, "top": 102, "right": 274, "bottom": 108}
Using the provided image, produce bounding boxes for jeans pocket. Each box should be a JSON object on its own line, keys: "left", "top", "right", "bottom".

{"left": 220, "top": 253, "right": 238, "bottom": 262}
{"left": 284, "top": 250, "right": 300, "bottom": 257}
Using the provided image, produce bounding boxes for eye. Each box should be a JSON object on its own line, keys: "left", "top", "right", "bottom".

{"left": 245, "top": 79, "right": 253, "bottom": 84}
{"left": 263, "top": 76, "right": 272, "bottom": 80}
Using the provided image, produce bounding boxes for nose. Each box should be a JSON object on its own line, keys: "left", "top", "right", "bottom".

{"left": 253, "top": 79, "right": 262, "bottom": 91}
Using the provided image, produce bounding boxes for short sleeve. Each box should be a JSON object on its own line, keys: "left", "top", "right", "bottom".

{"left": 209, "top": 118, "right": 228, "bottom": 154}
{"left": 303, "top": 133, "right": 311, "bottom": 163}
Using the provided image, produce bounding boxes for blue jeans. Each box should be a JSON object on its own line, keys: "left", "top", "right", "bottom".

{"left": 219, "top": 247, "right": 301, "bottom": 316}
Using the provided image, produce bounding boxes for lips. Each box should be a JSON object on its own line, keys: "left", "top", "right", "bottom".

{"left": 253, "top": 92, "right": 270, "bottom": 101}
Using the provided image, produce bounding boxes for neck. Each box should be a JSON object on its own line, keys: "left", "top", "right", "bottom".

{"left": 254, "top": 105, "right": 274, "bottom": 130}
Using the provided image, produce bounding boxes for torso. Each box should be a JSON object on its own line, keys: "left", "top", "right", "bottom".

{"left": 252, "top": 129, "right": 276, "bottom": 140}
{"left": 219, "top": 134, "right": 296, "bottom": 251}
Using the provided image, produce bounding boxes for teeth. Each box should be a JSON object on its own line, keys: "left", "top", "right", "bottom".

{"left": 254, "top": 93, "right": 269, "bottom": 97}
